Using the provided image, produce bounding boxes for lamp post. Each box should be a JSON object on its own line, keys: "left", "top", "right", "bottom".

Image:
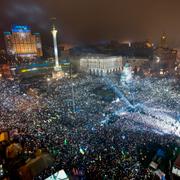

{"left": 71, "top": 83, "right": 75, "bottom": 113}
{"left": 47, "top": 78, "right": 51, "bottom": 93}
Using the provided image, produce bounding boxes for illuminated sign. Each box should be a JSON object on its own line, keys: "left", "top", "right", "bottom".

{"left": 12, "top": 25, "right": 30, "bottom": 33}
{"left": 4, "top": 32, "right": 11, "bottom": 35}
{"left": 33, "top": 33, "right": 40, "bottom": 35}
{"left": 60, "top": 60, "right": 70, "bottom": 65}
{"left": 21, "top": 69, "right": 29, "bottom": 73}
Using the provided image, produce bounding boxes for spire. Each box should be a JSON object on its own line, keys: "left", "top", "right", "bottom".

{"left": 160, "top": 33, "right": 167, "bottom": 48}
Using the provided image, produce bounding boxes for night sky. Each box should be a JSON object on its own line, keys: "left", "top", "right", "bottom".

{"left": 1, "top": 0, "right": 180, "bottom": 46}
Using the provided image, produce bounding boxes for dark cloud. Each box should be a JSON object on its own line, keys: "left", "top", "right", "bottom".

{"left": 1, "top": 0, "right": 180, "bottom": 46}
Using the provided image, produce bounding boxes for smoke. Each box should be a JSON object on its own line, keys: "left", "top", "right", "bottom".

{"left": 1, "top": 0, "right": 180, "bottom": 45}
{"left": 3, "top": 0, "right": 48, "bottom": 30}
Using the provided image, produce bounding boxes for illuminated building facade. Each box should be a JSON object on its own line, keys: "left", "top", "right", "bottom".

{"left": 153, "top": 35, "right": 177, "bottom": 75}
{"left": 174, "top": 48, "right": 180, "bottom": 75}
{"left": 4, "top": 25, "right": 43, "bottom": 57}
{"left": 123, "top": 57, "right": 150, "bottom": 75}
{"left": 80, "top": 54, "right": 122, "bottom": 76}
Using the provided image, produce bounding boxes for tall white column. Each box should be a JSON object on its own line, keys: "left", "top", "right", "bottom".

{"left": 51, "top": 26, "right": 60, "bottom": 70}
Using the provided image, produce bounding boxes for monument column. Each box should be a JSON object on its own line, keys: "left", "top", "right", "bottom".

{"left": 51, "top": 24, "right": 64, "bottom": 79}
{"left": 51, "top": 25, "right": 61, "bottom": 71}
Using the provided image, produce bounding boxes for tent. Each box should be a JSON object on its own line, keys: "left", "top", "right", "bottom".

{"left": 6, "top": 143, "right": 22, "bottom": 159}
{"left": 0, "top": 132, "right": 9, "bottom": 142}
{"left": 154, "top": 169, "right": 166, "bottom": 180}
{"left": 172, "top": 154, "right": 180, "bottom": 177}
{"left": 45, "top": 169, "right": 69, "bottom": 180}
{"left": 19, "top": 153, "right": 54, "bottom": 179}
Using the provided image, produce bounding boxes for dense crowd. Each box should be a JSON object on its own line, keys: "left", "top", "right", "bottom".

{"left": 106, "top": 75, "right": 180, "bottom": 136}
{"left": 0, "top": 74, "right": 179, "bottom": 179}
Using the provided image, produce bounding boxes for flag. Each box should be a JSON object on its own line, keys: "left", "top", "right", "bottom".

{"left": 64, "top": 139, "right": 68, "bottom": 145}
{"left": 80, "top": 148, "right": 85, "bottom": 155}
{"left": 0, "top": 132, "right": 8, "bottom": 142}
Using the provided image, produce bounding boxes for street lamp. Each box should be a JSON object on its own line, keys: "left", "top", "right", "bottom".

{"left": 71, "top": 83, "right": 75, "bottom": 113}
{"left": 47, "top": 78, "right": 51, "bottom": 93}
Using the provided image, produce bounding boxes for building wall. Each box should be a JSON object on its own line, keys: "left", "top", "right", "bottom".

{"left": 79, "top": 55, "right": 122, "bottom": 75}
{"left": 153, "top": 47, "right": 177, "bottom": 74}
{"left": 34, "top": 33, "right": 43, "bottom": 57}
{"left": 4, "top": 25, "right": 43, "bottom": 58}
{"left": 4, "top": 32, "right": 13, "bottom": 55}
{"left": 123, "top": 57, "right": 149, "bottom": 68}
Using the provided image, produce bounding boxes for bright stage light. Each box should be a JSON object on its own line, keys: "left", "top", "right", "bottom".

{"left": 156, "top": 56, "right": 160, "bottom": 63}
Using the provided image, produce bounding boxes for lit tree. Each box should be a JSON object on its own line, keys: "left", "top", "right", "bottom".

{"left": 121, "top": 63, "right": 132, "bottom": 83}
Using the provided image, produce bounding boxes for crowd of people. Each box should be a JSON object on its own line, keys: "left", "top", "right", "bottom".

{"left": 0, "top": 74, "right": 179, "bottom": 179}
{"left": 106, "top": 75, "right": 180, "bottom": 135}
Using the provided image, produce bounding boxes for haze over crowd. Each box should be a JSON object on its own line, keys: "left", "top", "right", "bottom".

{"left": 1, "top": 0, "right": 180, "bottom": 46}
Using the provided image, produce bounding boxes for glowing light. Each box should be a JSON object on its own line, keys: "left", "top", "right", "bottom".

{"left": 160, "top": 69, "right": 164, "bottom": 75}
{"left": 115, "top": 98, "right": 120, "bottom": 102}
{"left": 12, "top": 25, "right": 30, "bottom": 33}
{"left": 146, "top": 42, "right": 152, "bottom": 48}
{"left": 47, "top": 78, "right": 51, "bottom": 82}
{"left": 20, "top": 33, "right": 26, "bottom": 38}
{"left": 121, "top": 63, "right": 132, "bottom": 83}
{"left": 156, "top": 56, "right": 160, "bottom": 63}
{"left": 64, "top": 139, "right": 68, "bottom": 145}
{"left": 31, "top": 67, "right": 38, "bottom": 71}
{"left": 45, "top": 169, "right": 69, "bottom": 180}
{"left": 80, "top": 147, "right": 85, "bottom": 155}
{"left": 21, "top": 68, "right": 38, "bottom": 72}
{"left": 21, "top": 69, "right": 29, "bottom": 73}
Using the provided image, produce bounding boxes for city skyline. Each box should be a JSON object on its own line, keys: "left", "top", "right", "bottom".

{"left": 1, "top": 0, "right": 180, "bottom": 47}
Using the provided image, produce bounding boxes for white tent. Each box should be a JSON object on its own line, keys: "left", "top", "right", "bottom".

{"left": 45, "top": 169, "right": 69, "bottom": 180}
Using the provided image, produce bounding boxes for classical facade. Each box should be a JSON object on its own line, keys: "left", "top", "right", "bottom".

{"left": 79, "top": 55, "right": 122, "bottom": 76}
{"left": 4, "top": 25, "right": 43, "bottom": 58}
